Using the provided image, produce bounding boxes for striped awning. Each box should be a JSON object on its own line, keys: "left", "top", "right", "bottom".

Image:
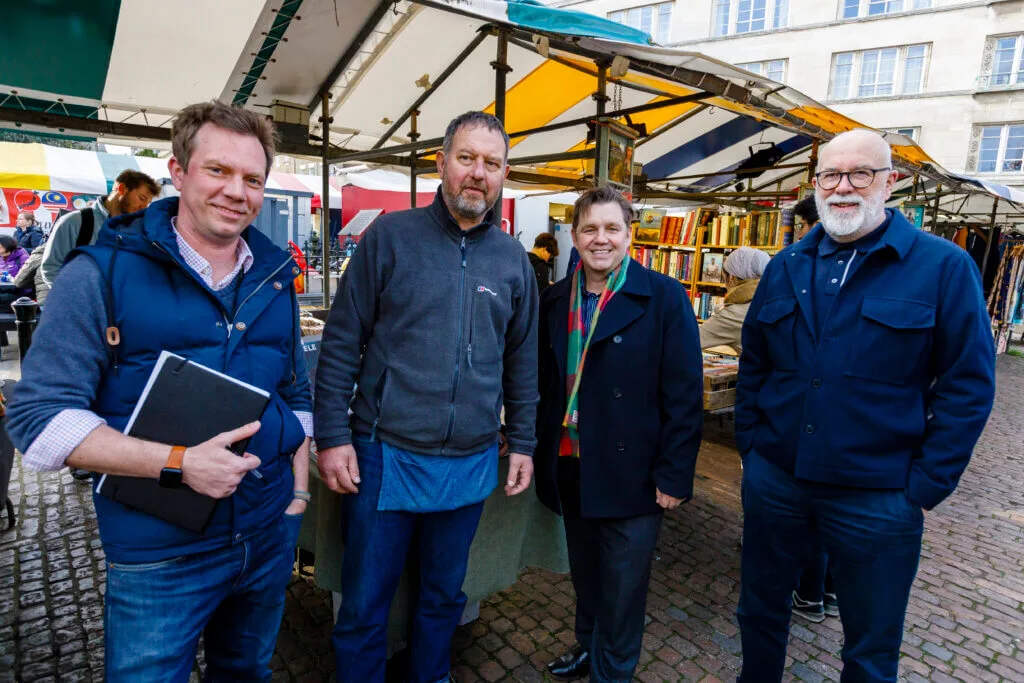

{"left": 0, "top": 142, "right": 342, "bottom": 204}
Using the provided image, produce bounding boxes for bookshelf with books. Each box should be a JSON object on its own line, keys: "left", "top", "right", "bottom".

{"left": 631, "top": 207, "right": 784, "bottom": 322}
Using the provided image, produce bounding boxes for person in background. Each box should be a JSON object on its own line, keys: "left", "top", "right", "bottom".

{"left": 698, "top": 246, "right": 770, "bottom": 354}
{"left": 535, "top": 186, "right": 703, "bottom": 682}
{"left": 790, "top": 195, "right": 834, "bottom": 621}
{"left": 11, "top": 243, "right": 45, "bottom": 302}
{"left": 735, "top": 129, "right": 996, "bottom": 682}
{"left": 13, "top": 212, "right": 45, "bottom": 250}
{"left": 528, "top": 232, "right": 560, "bottom": 294}
{"left": 39, "top": 169, "right": 161, "bottom": 295}
{"left": 792, "top": 196, "right": 819, "bottom": 242}
{"left": 0, "top": 235, "right": 31, "bottom": 310}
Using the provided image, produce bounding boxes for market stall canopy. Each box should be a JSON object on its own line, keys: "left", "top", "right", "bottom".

{"left": 0, "top": 0, "right": 1019, "bottom": 210}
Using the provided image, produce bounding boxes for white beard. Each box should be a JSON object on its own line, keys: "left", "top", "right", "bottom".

{"left": 815, "top": 192, "right": 886, "bottom": 240}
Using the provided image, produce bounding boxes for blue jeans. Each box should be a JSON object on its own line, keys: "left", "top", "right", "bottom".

{"left": 104, "top": 511, "right": 303, "bottom": 682}
{"left": 738, "top": 452, "right": 923, "bottom": 683}
{"left": 332, "top": 436, "right": 485, "bottom": 683}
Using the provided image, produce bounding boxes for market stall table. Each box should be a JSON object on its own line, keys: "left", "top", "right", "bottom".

{"left": 297, "top": 456, "right": 570, "bottom": 645}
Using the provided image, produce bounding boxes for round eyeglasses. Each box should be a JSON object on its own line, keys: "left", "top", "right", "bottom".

{"left": 814, "top": 168, "right": 891, "bottom": 190}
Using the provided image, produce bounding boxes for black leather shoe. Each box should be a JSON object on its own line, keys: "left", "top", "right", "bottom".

{"left": 546, "top": 643, "right": 590, "bottom": 680}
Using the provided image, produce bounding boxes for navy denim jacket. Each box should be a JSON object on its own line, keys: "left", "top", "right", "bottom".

{"left": 736, "top": 210, "right": 995, "bottom": 510}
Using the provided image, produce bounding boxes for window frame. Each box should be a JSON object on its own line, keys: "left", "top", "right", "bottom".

{"left": 881, "top": 126, "right": 920, "bottom": 142}
{"left": 840, "top": 0, "right": 930, "bottom": 19}
{"left": 974, "top": 124, "right": 1024, "bottom": 174}
{"left": 735, "top": 58, "right": 789, "bottom": 83}
{"left": 712, "top": 0, "right": 789, "bottom": 37}
{"left": 828, "top": 43, "right": 930, "bottom": 101}
{"left": 608, "top": 1, "right": 674, "bottom": 43}
{"left": 981, "top": 34, "right": 1024, "bottom": 90}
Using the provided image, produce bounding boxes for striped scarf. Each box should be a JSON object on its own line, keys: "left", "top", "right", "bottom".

{"left": 559, "top": 257, "right": 630, "bottom": 458}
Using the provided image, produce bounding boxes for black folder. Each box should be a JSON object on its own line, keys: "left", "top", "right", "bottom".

{"left": 96, "top": 351, "right": 271, "bottom": 532}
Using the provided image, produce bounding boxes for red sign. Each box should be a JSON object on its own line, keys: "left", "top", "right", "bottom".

{"left": 0, "top": 187, "right": 99, "bottom": 230}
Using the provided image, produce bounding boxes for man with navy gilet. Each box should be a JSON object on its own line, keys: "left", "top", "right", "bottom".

{"left": 7, "top": 100, "right": 313, "bottom": 681}
{"left": 735, "top": 129, "right": 996, "bottom": 682}
{"left": 314, "top": 111, "right": 539, "bottom": 683}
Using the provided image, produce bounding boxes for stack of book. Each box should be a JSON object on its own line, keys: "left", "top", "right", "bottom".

{"left": 631, "top": 246, "right": 695, "bottom": 282}
{"left": 693, "top": 293, "right": 725, "bottom": 320}
{"left": 705, "top": 211, "right": 781, "bottom": 247}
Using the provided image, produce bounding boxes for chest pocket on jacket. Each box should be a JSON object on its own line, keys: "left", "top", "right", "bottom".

{"left": 849, "top": 297, "right": 935, "bottom": 384}
{"left": 469, "top": 279, "right": 510, "bottom": 366}
{"left": 756, "top": 296, "right": 798, "bottom": 371}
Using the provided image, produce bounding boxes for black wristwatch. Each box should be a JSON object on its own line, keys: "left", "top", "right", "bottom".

{"left": 159, "top": 446, "right": 186, "bottom": 488}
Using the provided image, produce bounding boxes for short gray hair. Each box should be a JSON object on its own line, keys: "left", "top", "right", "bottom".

{"left": 442, "top": 111, "right": 510, "bottom": 161}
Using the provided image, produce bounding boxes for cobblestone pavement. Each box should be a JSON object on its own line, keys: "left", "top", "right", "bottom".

{"left": 2, "top": 355, "right": 1022, "bottom": 682}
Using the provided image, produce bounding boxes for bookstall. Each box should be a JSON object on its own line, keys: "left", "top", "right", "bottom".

{"left": 632, "top": 207, "right": 785, "bottom": 321}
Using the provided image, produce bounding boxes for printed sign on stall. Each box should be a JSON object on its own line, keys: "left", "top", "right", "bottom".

{"left": 0, "top": 188, "right": 99, "bottom": 231}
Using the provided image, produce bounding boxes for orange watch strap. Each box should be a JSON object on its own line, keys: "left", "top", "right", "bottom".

{"left": 167, "top": 445, "right": 186, "bottom": 470}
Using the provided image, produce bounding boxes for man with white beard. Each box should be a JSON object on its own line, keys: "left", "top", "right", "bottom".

{"left": 733, "top": 129, "right": 996, "bottom": 682}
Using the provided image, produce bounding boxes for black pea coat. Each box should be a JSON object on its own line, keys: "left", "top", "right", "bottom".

{"left": 534, "top": 261, "right": 704, "bottom": 519}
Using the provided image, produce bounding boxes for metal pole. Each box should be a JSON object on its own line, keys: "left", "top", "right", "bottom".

{"left": 321, "top": 93, "right": 332, "bottom": 310}
{"left": 493, "top": 30, "right": 510, "bottom": 124}
{"left": 409, "top": 111, "right": 420, "bottom": 209}
{"left": 595, "top": 63, "right": 609, "bottom": 116}
{"left": 492, "top": 30, "right": 510, "bottom": 227}
{"left": 910, "top": 173, "right": 920, "bottom": 202}
{"left": 805, "top": 140, "right": 819, "bottom": 184}
{"left": 930, "top": 184, "right": 942, "bottom": 234}
{"left": 11, "top": 298, "right": 39, "bottom": 363}
{"left": 979, "top": 198, "right": 999, "bottom": 282}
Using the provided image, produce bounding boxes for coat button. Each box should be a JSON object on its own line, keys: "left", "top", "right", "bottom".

{"left": 235, "top": 322, "right": 247, "bottom": 331}
{"left": 273, "top": 281, "right": 283, "bottom": 290}
{"left": 805, "top": 425, "right": 815, "bottom": 434}
{"left": 811, "top": 379, "right": 822, "bottom": 388}
{"left": 292, "top": 266, "right": 301, "bottom": 275}
{"left": 616, "top": 441, "right": 625, "bottom": 451}
{"left": 234, "top": 534, "right": 242, "bottom": 542}
{"left": 613, "top": 389, "right": 622, "bottom": 398}
{"left": 613, "top": 335, "right": 623, "bottom": 343}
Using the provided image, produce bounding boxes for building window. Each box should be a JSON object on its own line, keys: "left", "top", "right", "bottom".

{"left": 712, "top": 0, "right": 788, "bottom": 37}
{"left": 842, "top": 0, "right": 930, "bottom": 19}
{"left": 882, "top": 126, "right": 920, "bottom": 141}
{"left": 829, "top": 44, "right": 929, "bottom": 100}
{"left": 609, "top": 2, "right": 673, "bottom": 44}
{"left": 980, "top": 34, "right": 1024, "bottom": 89}
{"left": 736, "top": 59, "right": 788, "bottom": 83}
{"left": 975, "top": 124, "right": 1024, "bottom": 173}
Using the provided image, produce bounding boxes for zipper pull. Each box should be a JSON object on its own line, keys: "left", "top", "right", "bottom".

{"left": 468, "top": 343, "right": 473, "bottom": 368}
{"left": 461, "top": 236, "right": 467, "bottom": 268}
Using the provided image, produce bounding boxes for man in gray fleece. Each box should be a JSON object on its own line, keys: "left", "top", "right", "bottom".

{"left": 314, "top": 111, "right": 538, "bottom": 683}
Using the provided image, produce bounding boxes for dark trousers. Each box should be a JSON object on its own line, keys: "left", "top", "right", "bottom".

{"left": 737, "top": 452, "right": 924, "bottom": 683}
{"left": 331, "top": 436, "right": 485, "bottom": 683}
{"left": 563, "top": 512, "right": 663, "bottom": 683}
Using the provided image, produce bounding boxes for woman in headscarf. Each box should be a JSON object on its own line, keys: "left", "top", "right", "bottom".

{"left": 699, "top": 246, "right": 771, "bottom": 354}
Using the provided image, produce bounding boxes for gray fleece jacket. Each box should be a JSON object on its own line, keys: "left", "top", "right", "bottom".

{"left": 314, "top": 190, "right": 539, "bottom": 457}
